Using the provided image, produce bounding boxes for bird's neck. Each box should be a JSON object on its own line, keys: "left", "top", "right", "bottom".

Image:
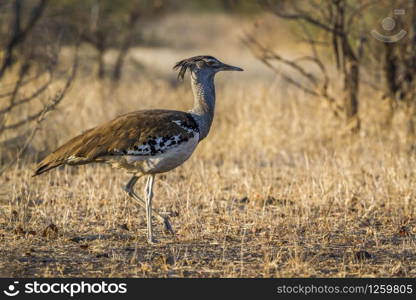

{"left": 189, "top": 72, "right": 216, "bottom": 141}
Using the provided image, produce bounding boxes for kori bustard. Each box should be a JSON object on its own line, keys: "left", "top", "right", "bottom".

{"left": 34, "top": 55, "right": 243, "bottom": 243}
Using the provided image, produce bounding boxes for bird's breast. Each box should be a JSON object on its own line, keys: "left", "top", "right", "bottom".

{"left": 108, "top": 132, "right": 200, "bottom": 174}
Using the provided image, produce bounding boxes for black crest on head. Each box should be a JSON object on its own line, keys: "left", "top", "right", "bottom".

{"left": 173, "top": 55, "right": 216, "bottom": 80}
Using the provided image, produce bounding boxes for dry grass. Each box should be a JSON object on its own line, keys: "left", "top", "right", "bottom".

{"left": 1, "top": 13, "right": 416, "bottom": 278}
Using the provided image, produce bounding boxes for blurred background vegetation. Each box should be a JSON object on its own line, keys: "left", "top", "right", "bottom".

{"left": 0, "top": 0, "right": 415, "bottom": 169}
{"left": 2, "top": 1, "right": 416, "bottom": 278}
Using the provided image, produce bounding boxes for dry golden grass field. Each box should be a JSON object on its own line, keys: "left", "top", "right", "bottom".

{"left": 1, "top": 13, "right": 416, "bottom": 278}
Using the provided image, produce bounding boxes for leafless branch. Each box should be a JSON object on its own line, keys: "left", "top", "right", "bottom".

{"left": 243, "top": 32, "right": 342, "bottom": 118}
{"left": 2, "top": 51, "right": 78, "bottom": 132}
{"left": 0, "top": 76, "right": 54, "bottom": 115}
{"left": 0, "top": 49, "right": 78, "bottom": 175}
{"left": 0, "top": 0, "right": 47, "bottom": 79}
{"left": 260, "top": 0, "right": 344, "bottom": 36}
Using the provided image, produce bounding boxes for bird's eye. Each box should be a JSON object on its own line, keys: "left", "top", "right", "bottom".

{"left": 206, "top": 61, "right": 215, "bottom": 66}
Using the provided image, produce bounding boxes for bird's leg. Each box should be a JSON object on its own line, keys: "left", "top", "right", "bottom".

{"left": 124, "top": 176, "right": 175, "bottom": 235}
{"left": 145, "top": 175, "right": 155, "bottom": 243}
{"left": 124, "top": 175, "right": 174, "bottom": 235}
{"left": 124, "top": 175, "right": 139, "bottom": 196}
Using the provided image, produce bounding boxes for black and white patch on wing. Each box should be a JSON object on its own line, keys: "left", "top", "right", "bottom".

{"left": 109, "top": 118, "right": 199, "bottom": 158}
{"left": 172, "top": 119, "right": 199, "bottom": 134}
{"left": 113, "top": 134, "right": 191, "bottom": 157}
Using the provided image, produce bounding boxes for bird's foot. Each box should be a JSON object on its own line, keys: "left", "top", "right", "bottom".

{"left": 163, "top": 217, "right": 175, "bottom": 235}
{"left": 147, "top": 237, "right": 157, "bottom": 244}
{"left": 123, "top": 185, "right": 132, "bottom": 196}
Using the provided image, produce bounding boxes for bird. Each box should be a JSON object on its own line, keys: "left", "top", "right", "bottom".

{"left": 33, "top": 55, "right": 243, "bottom": 243}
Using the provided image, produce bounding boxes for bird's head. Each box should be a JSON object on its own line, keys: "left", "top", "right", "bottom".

{"left": 173, "top": 55, "right": 243, "bottom": 80}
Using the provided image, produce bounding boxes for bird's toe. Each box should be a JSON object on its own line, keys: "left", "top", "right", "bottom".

{"left": 163, "top": 217, "right": 175, "bottom": 235}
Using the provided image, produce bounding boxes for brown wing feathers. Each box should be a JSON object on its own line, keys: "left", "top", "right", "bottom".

{"left": 34, "top": 128, "right": 95, "bottom": 175}
{"left": 33, "top": 110, "right": 199, "bottom": 176}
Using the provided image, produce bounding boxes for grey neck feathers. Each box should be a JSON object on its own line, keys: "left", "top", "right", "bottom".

{"left": 189, "top": 70, "right": 216, "bottom": 141}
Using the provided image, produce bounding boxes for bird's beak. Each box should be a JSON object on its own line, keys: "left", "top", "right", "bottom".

{"left": 220, "top": 63, "right": 244, "bottom": 72}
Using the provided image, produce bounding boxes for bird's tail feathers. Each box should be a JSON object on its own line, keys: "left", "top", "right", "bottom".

{"left": 33, "top": 159, "right": 63, "bottom": 176}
